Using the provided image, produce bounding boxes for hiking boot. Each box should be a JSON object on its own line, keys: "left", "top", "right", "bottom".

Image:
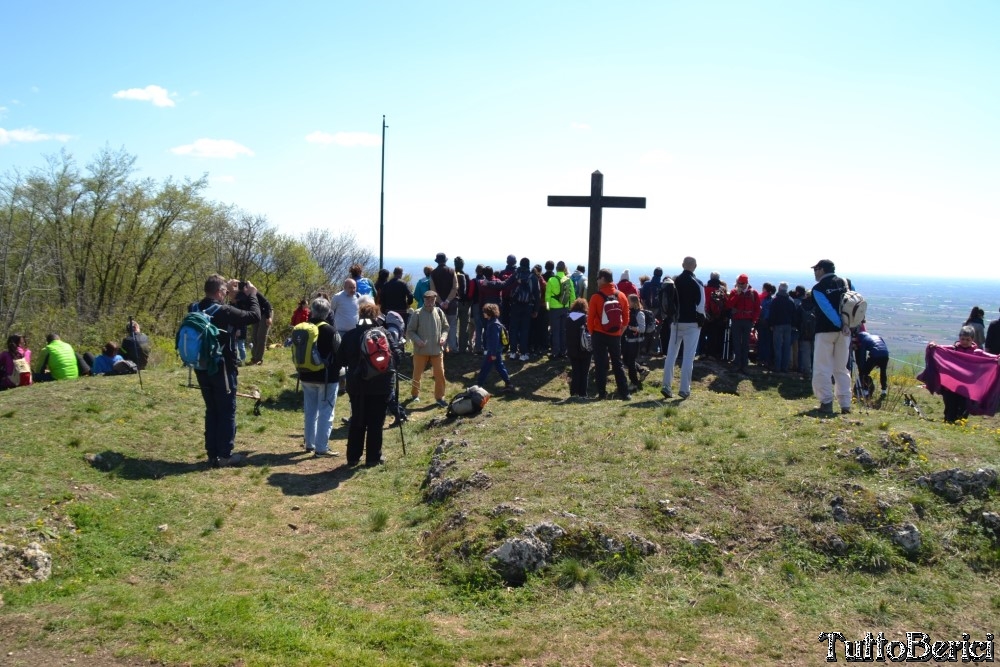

{"left": 880, "top": 389, "right": 888, "bottom": 397}
{"left": 841, "top": 406, "right": 852, "bottom": 414}
{"left": 313, "top": 450, "right": 339, "bottom": 458}
{"left": 619, "top": 392, "right": 632, "bottom": 401}
{"left": 504, "top": 384, "right": 517, "bottom": 394}
{"left": 660, "top": 387, "right": 673, "bottom": 399}
{"left": 435, "top": 398, "right": 448, "bottom": 408}
{"left": 304, "top": 445, "right": 315, "bottom": 453}
{"left": 216, "top": 453, "right": 245, "bottom": 468}
{"left": 365, "top": 457, "right": 386, "bottom": 468}
{"left": 679, "top": 391, "right": 690, "bottom": 399}
{"left": 818, "top": 402, "right": 834, "bottom": 415}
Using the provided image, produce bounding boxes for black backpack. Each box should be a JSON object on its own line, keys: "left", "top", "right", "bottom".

{"left": 659, "top": 278, "right": 678, "bottom": 323}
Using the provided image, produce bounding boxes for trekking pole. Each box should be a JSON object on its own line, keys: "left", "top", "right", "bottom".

{"left": 128, "top": 316, "right": 144, "bottom": 391}
{"left": 395, "top": 369, "right": 406, "bottom": 456}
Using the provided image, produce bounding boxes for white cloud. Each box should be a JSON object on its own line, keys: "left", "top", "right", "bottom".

{"left": 170, "top": 139, "right": 254, "bottom": 159}
{"left": 0, "top": 127, "right": 72, "bottom": 146}
{"left": 112, "top": 85, "right": 175, "bottom": 108}
{"left": 570, "top": 122, "right": 591, "bottom": 131}
{"left": 305, "top": 130, "right": 381, "bottom": 147}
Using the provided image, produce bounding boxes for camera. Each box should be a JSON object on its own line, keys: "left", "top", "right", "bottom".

{"left": 238, "top": 281, "right": 247, "bottom": 290}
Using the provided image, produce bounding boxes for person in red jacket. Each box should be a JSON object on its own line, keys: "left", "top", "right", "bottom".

{"left": 587, "top": 268, "right": 631, "bottom": 400}
{"left": 291, "top": 299, "right": 310, "bottom": 326}
{"left": 726, "top": 274, "right": 761, "bottom": 373}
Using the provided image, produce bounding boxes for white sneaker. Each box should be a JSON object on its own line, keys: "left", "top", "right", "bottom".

{"left": 509, "top": 352, "right": 518, "bottom": 360}
{"left": 519, "top": 354, "right": 529, "bottom": 361}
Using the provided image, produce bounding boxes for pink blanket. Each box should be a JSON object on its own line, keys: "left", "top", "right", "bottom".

{"left": 917, "top": 346, "right": 1000, "bottom": 416}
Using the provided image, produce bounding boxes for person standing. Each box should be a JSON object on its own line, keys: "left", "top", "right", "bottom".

{"left": 810, "top": 259, "right": 852, "bottom": 414}
{"left": 430, "top": 252, "right": 460, "bottom": 353}
{"left": 291, "top": 300, "right": 310, "bottom": 327}
{"left": 587, "top": 268, "right": 631, "bottom": 400}
{"left": 454, "top": 256, "right": 471, "bottom": 354}
{"left": 406, "top": 290, "right": 450, "bottom": 407}
{"left": 768, "top": 282, "right": 796, "bottom": 373}
{"left": 191, "top": 274, "right": 260, "bottom": 467}
{"left": 350, "top": 263, "right": 374, "bottom": 297}
{"left": 476, "top": 303, "right": 516, "bottom": 393}
{"left": 379, "top": 267, "right": 414, "bottom": 327}
{"left": 298, "top": 297, "right": 340, "bottom": 457}
{"left": 564, "top": 298, "right": 591, "bottom": 398}
{"left": 545, "top": 260, "right": 575, "bottom": 358}
{"left": 660, "top": 257, "right": 705, "bottom": 399}
{"left": 250, "top": 289, "right": 273, "bottom": 365}
{"left": 508, "top": 258, "right": 539, "bottom": 361}
{"left": 413, "top": 266, "right": 433, "bottom": 309}
{"left": 338, "top": 301, "right": 397, "bottom": 466}
{"left": 624, "top": 293, "right": 646, "bottom": 391}
{"left": 330, "top": 279, "right": 360, "bottom": 338}
{"left": 726, "top": 274, "right": 760, "bottom": 373}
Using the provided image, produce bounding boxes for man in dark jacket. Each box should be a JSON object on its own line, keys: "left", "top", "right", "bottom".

{"left": 121, "top": 321, "right": 152, "bottom": 370}
{"left": 192, "top": 274, "right": 261, "bottom": 467}
{"left": 810, "top": 259, "right": 851, "bottom": 414}
{"left": 378, "top": 267, "right": 414, "bottom": 328}
{"left": 986, "top": 309, "right": 1000, "bottom": 355}
{"left": 250, "top": 290, "right": 273, "bottom": 365}
{"left": 660, "top": 257, "right": 705, "bottom": 399}
{"left": 337, "top": 301, "right": 400, "bottom": 467}
{"left": 767, "top": 282, "right": 797, "bottom": 372}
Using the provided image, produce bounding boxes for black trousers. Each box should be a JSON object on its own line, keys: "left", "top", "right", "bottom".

{"left": 569, "top": 353, "right": 591, "bottom": 397}
{"left": 592, "top": 332, "right": 628, "bottom": 397}
{"left": 861, "top": 355, "right": 889, "bottom": 391}
{"left": 347, "top": 392, "right": 389, "bottom": 464}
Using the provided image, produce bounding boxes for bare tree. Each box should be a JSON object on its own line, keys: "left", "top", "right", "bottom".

{"left": 302, "top": 228, "right": 377, "bottom": 286}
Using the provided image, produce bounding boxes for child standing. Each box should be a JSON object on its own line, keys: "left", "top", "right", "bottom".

{"left": 624, "top": 294, "right": 646, "bottom": 391}
{"left": 477, "top": 303, "right": 516, "bottom": 393}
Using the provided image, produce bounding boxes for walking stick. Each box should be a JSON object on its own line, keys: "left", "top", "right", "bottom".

{"left": 395, "top": 368, "right": 406, "bottom": 455}
{"left": 128, "top": 316, "right": 144, "bottom": 391}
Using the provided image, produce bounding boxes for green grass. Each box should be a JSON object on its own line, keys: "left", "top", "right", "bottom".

{"left": 1, "top": 356, "right": 1000, "bottom": 665}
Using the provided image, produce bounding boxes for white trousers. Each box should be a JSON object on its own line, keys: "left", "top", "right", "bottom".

{"left": 812, "top": 330, "right": 852, "bottom": 408}
{"left": 662, "top": 322, "right": 701, "bottom": 394}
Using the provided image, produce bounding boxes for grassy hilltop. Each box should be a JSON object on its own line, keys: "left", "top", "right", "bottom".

{"left": 1, "top": 353, "right": 999, "bottom": 666}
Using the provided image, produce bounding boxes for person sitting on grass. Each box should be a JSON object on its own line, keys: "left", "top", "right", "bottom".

{"left": 476, "top": 303, "right": 516, "bottom": 394}
{"left": 1, "top": 333, "right": 32, "bottom": 390}
{"left": 89, "top": 341, "right": 124, "bottom": 376}
{"left": 34, "top": 333, "right": 81, "bottom": 382}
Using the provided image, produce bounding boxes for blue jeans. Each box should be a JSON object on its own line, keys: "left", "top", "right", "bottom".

{"left": 798, "top": 340, "right": 813, "bottom": 376}
{"left": 302, "top": 381, "right": 338, "bottom": 452}
{"left": 195, "top": 364, "right": 239, "bottom": 460}
{"left": 477, "top": 355, "right": 511, "bottom": 387}
{"left": 772, "top": 324, "right": 793, "bottom": 372}
{"left": 549, "top": 308, "right": 568, "bottom": 356}
{"left": 509, "top": 303, "right": 533, "bottom": 355}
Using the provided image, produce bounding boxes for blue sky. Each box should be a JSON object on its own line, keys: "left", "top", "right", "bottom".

{"left": 2, "top": 1, "right": 998, "bottom": 279}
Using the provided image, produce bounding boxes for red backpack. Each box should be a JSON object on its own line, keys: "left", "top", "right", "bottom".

{"left": 601, "top": 290, "right": 624, "bottom": 333}
{"left": 358, "top": 327, "right": 392, "bottom": 380}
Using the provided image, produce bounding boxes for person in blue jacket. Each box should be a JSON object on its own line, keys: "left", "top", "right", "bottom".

{"left": 857, "top": 330, "right": 890, "bottom": 397}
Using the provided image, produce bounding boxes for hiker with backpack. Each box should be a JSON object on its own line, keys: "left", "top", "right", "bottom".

{"left": 587, "top": 268, "right": 631, "bottom": 400}
{"left": 430, "top": 252, "right": 460, "bottom": 353}
{"left": 1, "top": 334, "right": 32, "bottom": 390}
{"left": 294, "top": 297, "right": 341, "bottom": 457}
{"left": 624, "top": 294, "right": 646, "bottom": 392}
{"left": 508, "top": 257, "right": 539, "bottom": 362}
{"left": 545, "top": 260, "right": 576, "bottom": 359}
{"left": 336, "top": 301, "right": 399, "bottom": 466}
{"left": 810, "top": 259, "right": 852, "bottom": 415}
{"left": 453, "top": 257, "right": 472, "bottom": 354}
{"left": 564, "top": 298, "right": 591, "bottom": 398}
{"left": 660, "top": 257, "right": 705, "bottom": 400}
{"left": 639, "top": 268, "right": 663, "bottom": 355}
{"left": 405, "top": 290, "right": 450, "bottom": 408}
{"left": 476, "top": 303, "right": 517, "bottom": 394}
{"left": 183, "top": 274, "right": 261, "bottom": 468}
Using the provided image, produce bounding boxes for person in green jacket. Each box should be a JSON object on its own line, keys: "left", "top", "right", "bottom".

{"left": 35, "top": 334, "right": 81, "bottom": 381}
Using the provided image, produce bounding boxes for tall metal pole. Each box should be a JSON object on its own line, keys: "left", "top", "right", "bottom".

{"left": 379, "top": 115, "right": 387, "bottom": 272}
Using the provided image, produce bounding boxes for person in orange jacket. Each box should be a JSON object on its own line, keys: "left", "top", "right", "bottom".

{"left": 587, "top": 268, "right": 631, "bottom": 400}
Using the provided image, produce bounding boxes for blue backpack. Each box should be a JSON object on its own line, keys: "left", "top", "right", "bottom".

{"left": 176, "top": 303, "right": 223, "bottom": 373}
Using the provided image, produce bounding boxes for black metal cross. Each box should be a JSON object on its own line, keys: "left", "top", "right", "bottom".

{"left": 547, "top": 170, "right": 646, "bottom": 297}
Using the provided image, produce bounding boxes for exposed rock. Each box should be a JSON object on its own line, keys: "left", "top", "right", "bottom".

{"left": 433, "top": 438, "right": 467, "bottom": 455}
{"left": 466, "top": 471, "right": 492, "bottom": 490}
{"left": 489, "top": 503, "right": 525, "bottom": 517}
{"left": 682, "top": 532, "right": 717, "bottom": 547}
{"left": 0, "top": 542, "right": 52, "bottom": 584}
{"left": 981, "top": 512, "right": 1000, "bottom": 534}
{"left": 849, "top": 446, "right": 877, "bottom": 468}
{"left": 424, "top": 477, "right": 463, "bottom": 503}
{"left": 826, "top": 535, "right": 848, "bottom": 556}
{"left": 891, "top": 523, "right": 922, "bottom": 555}
{"left": 444, "top": 511, "right": 468, "bottom": 530}
{"left": 486, "top": 536, "right": 548, "bottom": 585}
{"left": 524, "top": 522, "right": 565, "bottom": 555}
{"left": 916, "top": 468, "right": 998, "bottom": 502}
{"left": 421, "top": 455, "right": 455, "bottom": 489}
{"left": 830, "top": 497, "right": 850, "bottom": 523}
{"left": 626, "top": 532, "right": 661, "bottom": 556}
